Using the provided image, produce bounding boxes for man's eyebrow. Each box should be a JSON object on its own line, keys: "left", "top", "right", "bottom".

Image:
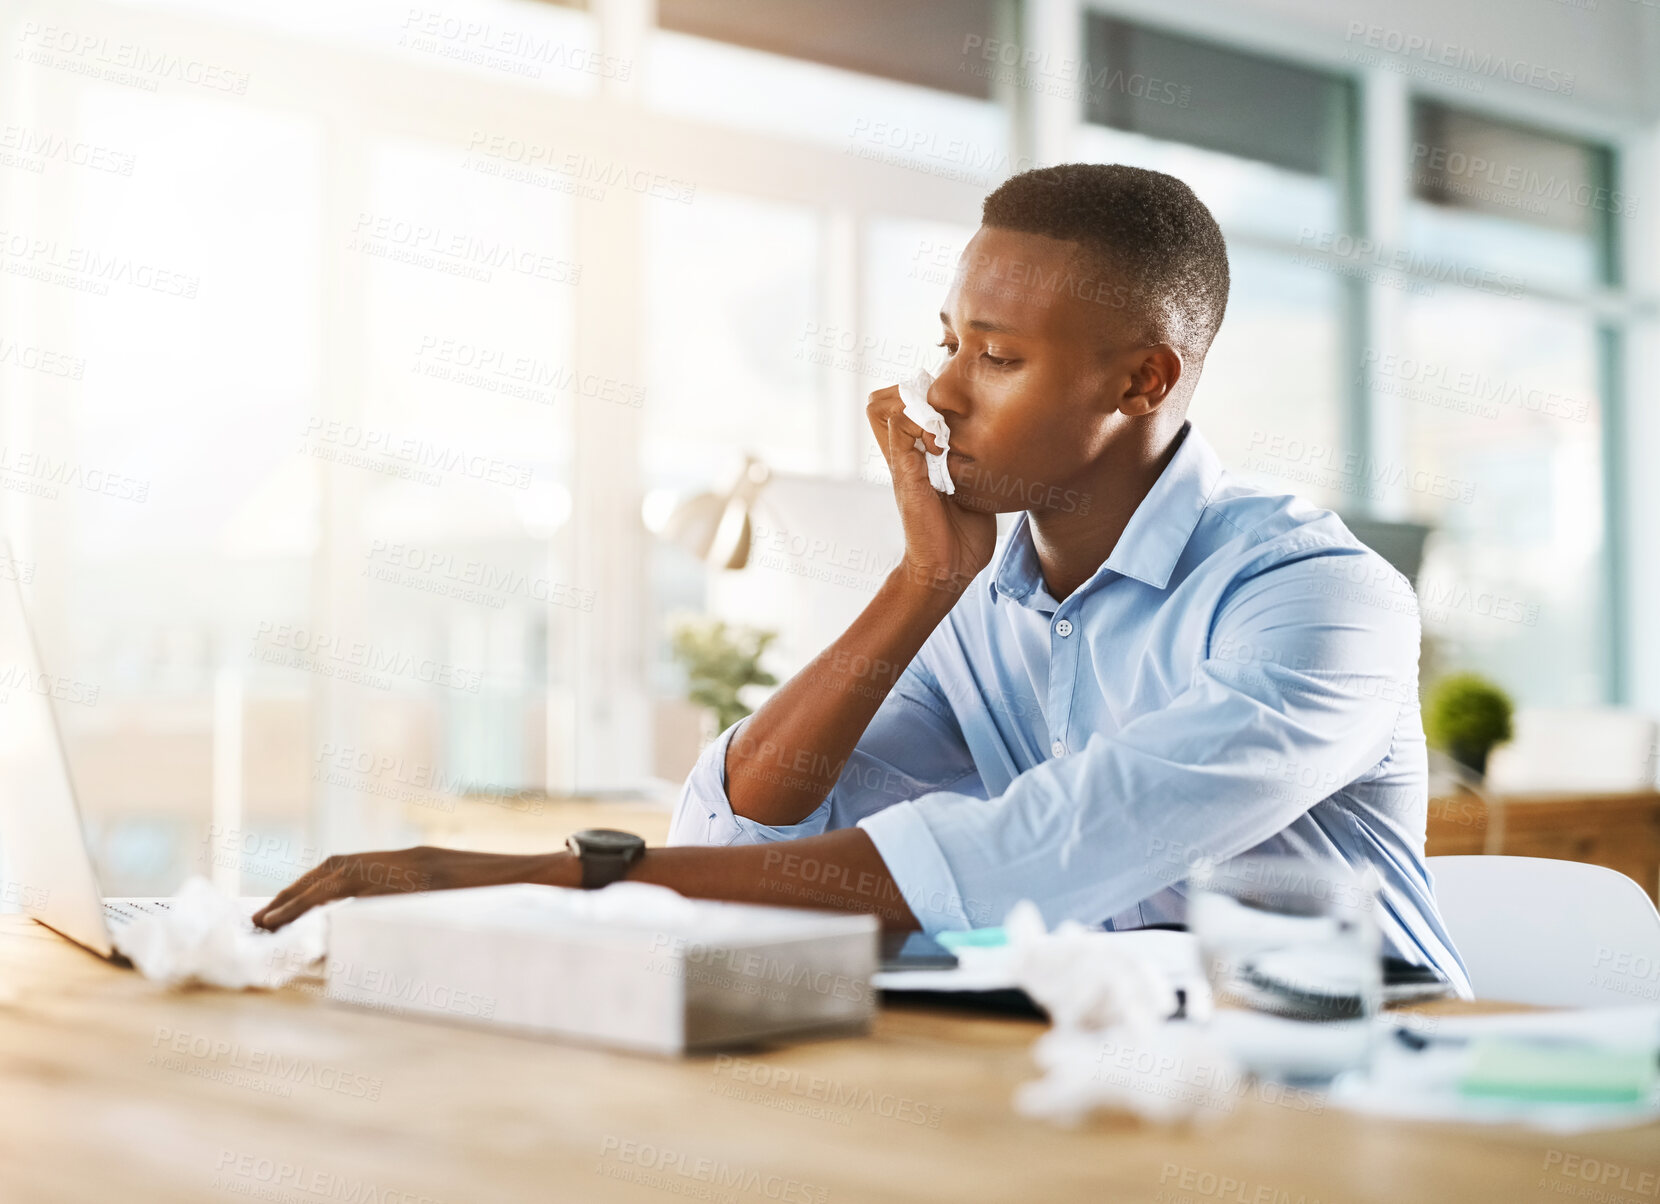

{"left": 938, "top": 311, "right": 1024, "bottom": 336}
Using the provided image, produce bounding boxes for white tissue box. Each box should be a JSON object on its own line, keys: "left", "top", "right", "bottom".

{"left": 323, "top": 884, "right": 879, "bottom": 1054}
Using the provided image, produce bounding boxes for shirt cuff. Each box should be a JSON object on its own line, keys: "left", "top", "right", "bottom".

{"left": 667, "top": 720, "right": 834, "bottom": 847}
{"left": 856, "top": 800, "right": 978, "bottom": 933}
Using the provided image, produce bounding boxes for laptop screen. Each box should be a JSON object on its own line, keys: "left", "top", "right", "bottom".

{"left": 0, "top": 571, "right": 115, "bottom": 955}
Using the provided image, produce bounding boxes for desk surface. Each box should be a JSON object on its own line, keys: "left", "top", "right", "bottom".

{"left": 1, "top": 915, "right": 1655, "bottom": 1204}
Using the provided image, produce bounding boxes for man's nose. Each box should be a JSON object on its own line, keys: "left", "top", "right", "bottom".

{"left": 929, "top": 358, "right": 970, "bottom": 419}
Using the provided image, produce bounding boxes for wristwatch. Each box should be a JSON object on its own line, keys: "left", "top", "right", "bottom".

{"left": 565, "top": 828, "right": 646, "bottom": 890}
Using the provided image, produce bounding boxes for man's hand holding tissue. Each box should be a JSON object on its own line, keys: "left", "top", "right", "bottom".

{"left": 865, "top": 377, "right": 997, "bottom": 596}
{"left": 708, "top": 379, "right": 995, "bottom": 831}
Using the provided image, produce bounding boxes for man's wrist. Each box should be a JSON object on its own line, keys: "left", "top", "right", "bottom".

{"left": 517, "top": 850, "right": 584, "bottom": 890}
{"left": 885, "top": 561, "right": 974, "bottom": 615}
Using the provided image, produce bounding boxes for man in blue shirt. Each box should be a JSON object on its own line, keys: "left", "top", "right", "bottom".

{"left": 663, "top": 163, "right": 1466, "bottom": 993}
{"left": 254, "top": 163, "right": 1468, "bottom": 996}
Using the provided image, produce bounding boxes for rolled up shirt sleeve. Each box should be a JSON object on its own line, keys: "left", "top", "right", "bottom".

{"left": 667, "top": 652, "right": 982, "bottom": 851}
{"left": 858, "top": 549, "right": 1418, "bottom": 933}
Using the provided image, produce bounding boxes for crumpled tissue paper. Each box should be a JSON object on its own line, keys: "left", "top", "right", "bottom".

{"left": 897, "top": 367, "right": 954, "bottom": 495}
{"left": 111, "top": 875, "right": 334, "bottom": 990}
{"left": 1003, "top": 901, "right": 1242, "bottom": 1128}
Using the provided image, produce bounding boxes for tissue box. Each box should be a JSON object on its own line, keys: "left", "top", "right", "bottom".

{"left": 323, "top": 884, "right": 879, "bottom": 1054}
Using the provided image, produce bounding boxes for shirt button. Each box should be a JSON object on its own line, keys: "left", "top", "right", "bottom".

{"left": 1051, "top": 740, "right": 1066, "bottom": 757}
{"left": 1054, "top": 619, "right": 1073, "bottom": 637}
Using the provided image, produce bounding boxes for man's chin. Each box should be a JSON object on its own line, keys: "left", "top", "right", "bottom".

{"left": 943, "top": 462, "right": 993, "bottom": 512}
{"left": 947, "top": 461, "right": 1089, "bottom": 517}
{"left": 944, "top": 481, "right": 1019, "bottom": 516}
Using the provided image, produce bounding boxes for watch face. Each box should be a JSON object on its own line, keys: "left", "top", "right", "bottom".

{"left": 570, "top": 828, "right": 643, "bottom": 856}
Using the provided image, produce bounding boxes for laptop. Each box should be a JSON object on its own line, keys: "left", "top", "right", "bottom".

{"left": 0, "top": 571, "right": 267, "bottom": 963}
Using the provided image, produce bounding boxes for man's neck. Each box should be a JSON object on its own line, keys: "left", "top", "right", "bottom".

{"left": 1028, "top": 424, "right": 1188, "bottom": 601}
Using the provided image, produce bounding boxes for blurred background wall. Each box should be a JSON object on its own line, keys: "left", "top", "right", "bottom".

{"left": 0, "top": 0, "right": 1656, "bottom": 896}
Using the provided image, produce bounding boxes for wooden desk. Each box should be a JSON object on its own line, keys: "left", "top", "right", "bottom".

{"left": 1429, "top": 789, "right": 1660, "bottom": 900}
{"left": 1, "top": 917, "right": 1655, "bottom": 1204}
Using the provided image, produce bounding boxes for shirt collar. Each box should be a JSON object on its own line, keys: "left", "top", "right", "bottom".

{"left": 989, "top": 422, "right": 1224, "bottom": 604}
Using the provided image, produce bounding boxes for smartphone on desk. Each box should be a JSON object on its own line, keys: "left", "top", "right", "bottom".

{"left": 878, "top": 930, "right": 959, "bottom": 972}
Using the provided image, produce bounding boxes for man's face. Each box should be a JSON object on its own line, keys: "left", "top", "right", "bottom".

{"left": 930, "top": 224, "right": 1157, "bottom": 515}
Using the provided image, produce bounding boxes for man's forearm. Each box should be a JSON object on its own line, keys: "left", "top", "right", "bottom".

{"left": 524, "top": 827, "right": 919, "bottom": 930}
{"left": 725, "top": 568, "right": 961, "bottom": 827}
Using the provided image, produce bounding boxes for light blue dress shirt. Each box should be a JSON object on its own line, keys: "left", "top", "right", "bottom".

{"left": 669, "top": 423, "right": 1471, "bottom": 997}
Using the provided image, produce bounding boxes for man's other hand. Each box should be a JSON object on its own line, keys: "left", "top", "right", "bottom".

{"left": 252, "top": 846, "right": 563, "bottom": 930}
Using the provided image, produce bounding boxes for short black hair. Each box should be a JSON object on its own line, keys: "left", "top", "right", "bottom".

{"left": 981, "top": 163, "right": 1230, "bottom": 359}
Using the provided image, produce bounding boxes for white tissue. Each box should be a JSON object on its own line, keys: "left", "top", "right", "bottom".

{"left": 1005, "top": 901, "right": 1181, "bottom": 1031}
{"left": 897, "top": 367, "right": 954, "bottom": 495}
{"left": 1016, "top": 1022, "right": 1242, "bottom": 1129}
{"left": 1003, "top": 900, "right": 1241, "bottom": 1128}
{"left": 111, "top": 875, "right": 333, "bottom": 990}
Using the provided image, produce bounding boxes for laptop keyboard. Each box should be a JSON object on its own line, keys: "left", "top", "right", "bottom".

{"left": 104, "top": 898, "right": 266, "bottom": 933}
{"left": 102, "top": 899, "right": 172, "bottom": 927}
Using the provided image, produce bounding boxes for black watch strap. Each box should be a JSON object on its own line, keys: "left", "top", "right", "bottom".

{"left": 577, "top": 849, "right": 633, "bottom": 890}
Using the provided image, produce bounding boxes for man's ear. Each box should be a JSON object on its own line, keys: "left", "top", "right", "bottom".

{"left": 1118, "top": 344, "right": 1184, "bottom": 417}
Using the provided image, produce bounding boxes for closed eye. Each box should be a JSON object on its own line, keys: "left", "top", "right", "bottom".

{"left": 939, "top": 336, "right": 1018, "bottom": 369}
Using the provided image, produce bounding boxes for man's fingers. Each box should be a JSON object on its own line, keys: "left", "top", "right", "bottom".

{"left": 255, "top": 872, "right": 344, "bottom": 931}
{"left": 885, "top": 414, "right": 934, "bottom": 463}
{"left": 879, "top": 407, "right": 939, "bottom": 453}
{"left": 877, "top": 411, "right": 941, "bottom": 459}
{"left": 254, "top": 859, "right": 345, "bottom": 930}
{"left": 885, "top": 418, "right": 941, "bottom": 502}
{"left": 252, "top": 867, "right": 327, "bottom": 927}
{"left": 867, "top": 387, "right": 941, "bottom": 457}
{"left": 251, "top": 853, "right": 346, "bottom": 920}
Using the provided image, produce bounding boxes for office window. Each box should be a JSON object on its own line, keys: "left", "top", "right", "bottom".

{"left": 351, "top": 135, "right": 576, "bottom": 800}
{"left": 1395, "top": 292, "right": 1606, "bottom": 705}
{"left": 122, "top": 0, "right": 602, "bottom": 95}
{"left": 640, "top": 191, "right": 823, "bottom": 711}
{"left": 862, "top": 217, "right": 974, "bottom": 377}
{"left": 0, "top": 0, "right": 1634, "bottom": 871}
{"left": 1078, "top": 23, "right": 1353, "bottom": 492}
{"left": 1195, "top": 247, "right": 1347, "bottom": 510}
{"left": 657, "top": 0, "right": 1005, "bottom": 99}
{"left": 646, "top": 24, "right": 1009, "bottom": 158}
{"left": 14, "top": 91, "right": 324, "bottom": 895}
{"left": 382, "top": 0, "right": 602, "bottom": 97}
{"left": 1087, "top": 19, "right": 1351, "bottom": 179}
{"left": 856, "top": 217, "right": 975, "bottom": 482}
{"left": 1075, "top": 123, "right": 1343, "bottom": 244}
{"left": 1388, "top": 102, "right": 1618, "bottom": 705}
{"left": 1407, "top": 101, "right": 1617, "bottom": 293}
{"left": 642, "top": 191, "right": 823, "bottom": 483}
{"left": 1081, "top": 19, "right": 1351, "bottom": 241}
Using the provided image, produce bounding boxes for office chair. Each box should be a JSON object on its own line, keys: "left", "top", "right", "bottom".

{"left": 1427, "top": 855, "right": 1660, "bottom": 1006}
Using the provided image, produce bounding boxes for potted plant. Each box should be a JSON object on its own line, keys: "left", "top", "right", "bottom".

{"left": 667, "top": 615, "right": 779, "bottom": 736}
{"left": 1423, "top": 672, "right": 1514, "bottom": 779}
